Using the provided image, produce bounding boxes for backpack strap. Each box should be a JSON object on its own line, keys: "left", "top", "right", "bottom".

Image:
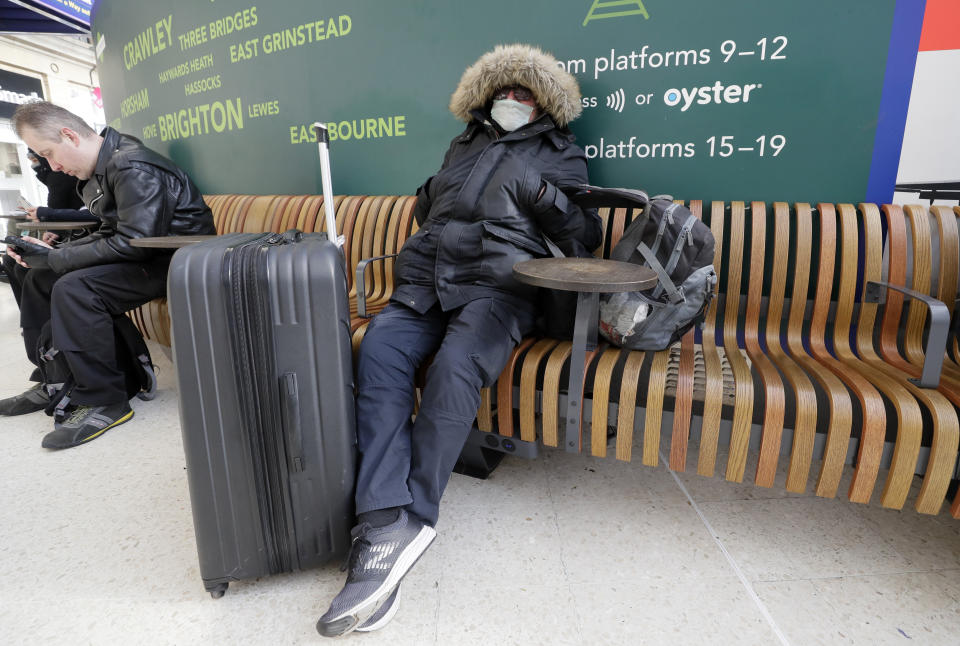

{"left": 43, "top": 381, "right": 66, "bottom": 398}
{"left": 542, "top": 235, "right": 564, "bottom": 258}
{"left": 113, "top": 314, "right": 158, "bottom": 400}
{"left": 651, "top": 213, "right": 699, "bottom": 300}
{"left": 137, "top": 356, "right": 158, "bottom": 401}
{"left": 664, "top": 214, "right": 698, "bottom": 275}
{"left": 40, "top": 345, "right": 62, "bottom": 400}
{"left": 649, "top": 202, "right": 680, "bottom": 259}
{"left": 52, "top": 392, "right": 72, "bottom": 421}
{"left": 611, "top": 207, "right": 652, "bottom": 262}
{"left": 636, "top": 242, "right": 684, "bottom": 304}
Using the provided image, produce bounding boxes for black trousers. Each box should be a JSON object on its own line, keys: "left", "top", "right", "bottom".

{"left": 3, "top": 254, "right": 41, "bottom": 382}
{"left": 4, "top": 228, "right": 89, "bottom": 308}
{"left": 354, "top": 298, "right": 534, "bottom": 526}
{"left": 2, "top": 253, "right": 28, "bottom": 307}
{"left": 19, "top": 256, "right": 170, "bottom": 405}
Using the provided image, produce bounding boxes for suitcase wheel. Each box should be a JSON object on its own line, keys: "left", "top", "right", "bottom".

{"left": 205, "top": 581, "right": 228, "bottom": 599}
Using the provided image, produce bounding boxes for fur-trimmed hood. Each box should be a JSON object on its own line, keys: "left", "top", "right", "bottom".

{"left": 449, "top": 44, "right": 582, "bottom": 127}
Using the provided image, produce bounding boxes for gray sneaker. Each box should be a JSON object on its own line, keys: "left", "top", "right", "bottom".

{"left": 41, "top": 401, "right": 133, "bottom": 450}
{"left": 316, "top": 509, "right": 435, "bottom": 638}
{"left": 355, "top": 584, "right": 401, "bottom": 633}
{"left": 0, "top": 383, "right": 50, "bottom": 416}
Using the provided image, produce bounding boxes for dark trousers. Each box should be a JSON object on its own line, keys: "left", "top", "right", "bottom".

{"left": 354, "top": 298, "right": 534, "bottom": 526}
{"left": 3, "top": 254, "right": 42, "bottom": 382}
{"left": 19, "top": 256, "right": 170, "bottom": 405}
{"left": 2, "top": 253, "right": 28, "bottom": 307}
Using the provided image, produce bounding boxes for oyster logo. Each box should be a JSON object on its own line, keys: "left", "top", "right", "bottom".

{"left": 664, "top": 82, "right": 763, "bottom": 112}
{"left": 583, "top": 0, "right": 649, "bottom": 27}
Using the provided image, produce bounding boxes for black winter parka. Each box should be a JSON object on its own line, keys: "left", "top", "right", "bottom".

{"left": 48, "top": 128, "right": 215, "bottom": 274}
{"left": 393, "top": 111, "right": 601, "bottom": 314}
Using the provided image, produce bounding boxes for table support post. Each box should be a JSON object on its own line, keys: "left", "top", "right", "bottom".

{"left": 512, "top": 257, "right": 656, "bottom": 455}
{"left": 566, "top": 291, "right": 599, "bottom": 453}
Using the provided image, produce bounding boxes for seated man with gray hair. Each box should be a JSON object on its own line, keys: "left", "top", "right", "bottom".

{"left": 2, "top": 102, "right": 215, "bottom": 449}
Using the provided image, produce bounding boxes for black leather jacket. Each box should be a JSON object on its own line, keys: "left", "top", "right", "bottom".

{"left": 393, "top": 111, "right": 601, "bottom": 313}
{"left": 49, "top": 128, "right": 215, "bottom": 274}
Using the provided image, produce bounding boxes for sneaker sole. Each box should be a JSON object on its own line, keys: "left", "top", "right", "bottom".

{"left": 316, "top": 525, "right": 436, "bottom": 638}
{"left": 42, "top": 410, "right": 134, "bottom": 449}
{"left": 355, "top": 584, "right": 401, "bottom": 632}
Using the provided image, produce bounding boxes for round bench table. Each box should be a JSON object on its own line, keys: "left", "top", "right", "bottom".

{"left": 513, "top": 257, "right": 657, "bottom": 453}
{"left": 16, "top": 220, "right": 98, "bottom": 233}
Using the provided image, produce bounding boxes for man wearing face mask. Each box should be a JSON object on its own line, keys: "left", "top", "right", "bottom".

{"left": 316, "top": 43, "right": 601, "bottom": 637}
{"left": 25, "top": 149, "right": 86, "bottom": 213}
{"left": 1, "top": 150, "right": 94, "bottom": 388}
{"left": 3, "top": 151, "right": 94, "bottom": 304}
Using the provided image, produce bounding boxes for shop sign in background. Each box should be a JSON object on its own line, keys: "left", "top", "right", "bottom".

{"left": 91, "top": 0, "right": 924, "bottom": 204}
{"left": 0, "top": 69, "right": 44, "bottom": 119}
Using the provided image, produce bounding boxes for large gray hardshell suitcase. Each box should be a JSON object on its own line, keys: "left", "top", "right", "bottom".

{"left": 168, "top": 230, "right": 356, "bottom": 598}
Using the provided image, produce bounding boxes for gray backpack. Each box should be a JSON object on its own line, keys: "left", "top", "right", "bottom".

{"left": 599, "top": 196, "right": 717, "bottom": 350}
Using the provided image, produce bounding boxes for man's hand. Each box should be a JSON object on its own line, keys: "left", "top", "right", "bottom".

{"left": 5, "top": 235, "right": 53, "bottom": 269}
{"left": 25, "top": 206, "right": 39, "bottom": 221}
{"left": 41, "top": 231, "right": 60, "bottom": 245}
{"left": 5, "top": 244, "right": 24, "bottom": 267}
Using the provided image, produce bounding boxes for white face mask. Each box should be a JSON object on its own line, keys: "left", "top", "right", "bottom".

{"left": 491, "top": 99, "right": 534, "bottom": 131}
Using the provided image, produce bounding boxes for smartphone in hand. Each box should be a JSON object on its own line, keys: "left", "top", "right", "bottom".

{"left": 3, "top": 235, "right": 50, "bottom": 256}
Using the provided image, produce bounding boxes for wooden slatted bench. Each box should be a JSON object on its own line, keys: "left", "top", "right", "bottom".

{"left": 128, "top": 194, "right": 420, "bottom": 347}
{"left": 131, "top": 195, "right": 960, "bottom": 518}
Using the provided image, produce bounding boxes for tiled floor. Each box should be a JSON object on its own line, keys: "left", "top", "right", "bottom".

{"left": 1, "top": 285, "right": 959, "bottom": 645}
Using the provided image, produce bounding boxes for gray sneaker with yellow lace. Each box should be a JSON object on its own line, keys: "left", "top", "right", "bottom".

{"left": 41, "top": 401, "right": 134, "bottom": 450}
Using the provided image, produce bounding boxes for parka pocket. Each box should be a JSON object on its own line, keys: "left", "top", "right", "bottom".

{"left": 480, "top": 222, "right": 548, "bottom": 256}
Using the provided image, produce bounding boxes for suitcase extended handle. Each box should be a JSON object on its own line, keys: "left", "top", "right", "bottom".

{"left": 280, "top": 373, "right": 305, "bottom": 472}
{"left": 312, "top": 122, "right": 345, "bottom": 249}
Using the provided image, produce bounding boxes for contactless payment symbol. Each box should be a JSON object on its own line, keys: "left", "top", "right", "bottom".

{"left": 605, "top": 88, "right": 626, "bottom": 112}
{"left": 583, "top": 0, "right": 650, "bottom": 27}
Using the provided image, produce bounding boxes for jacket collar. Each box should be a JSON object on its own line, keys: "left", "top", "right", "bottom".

{"left": 92, "top": 127, "right": 122, "bottom": 179}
